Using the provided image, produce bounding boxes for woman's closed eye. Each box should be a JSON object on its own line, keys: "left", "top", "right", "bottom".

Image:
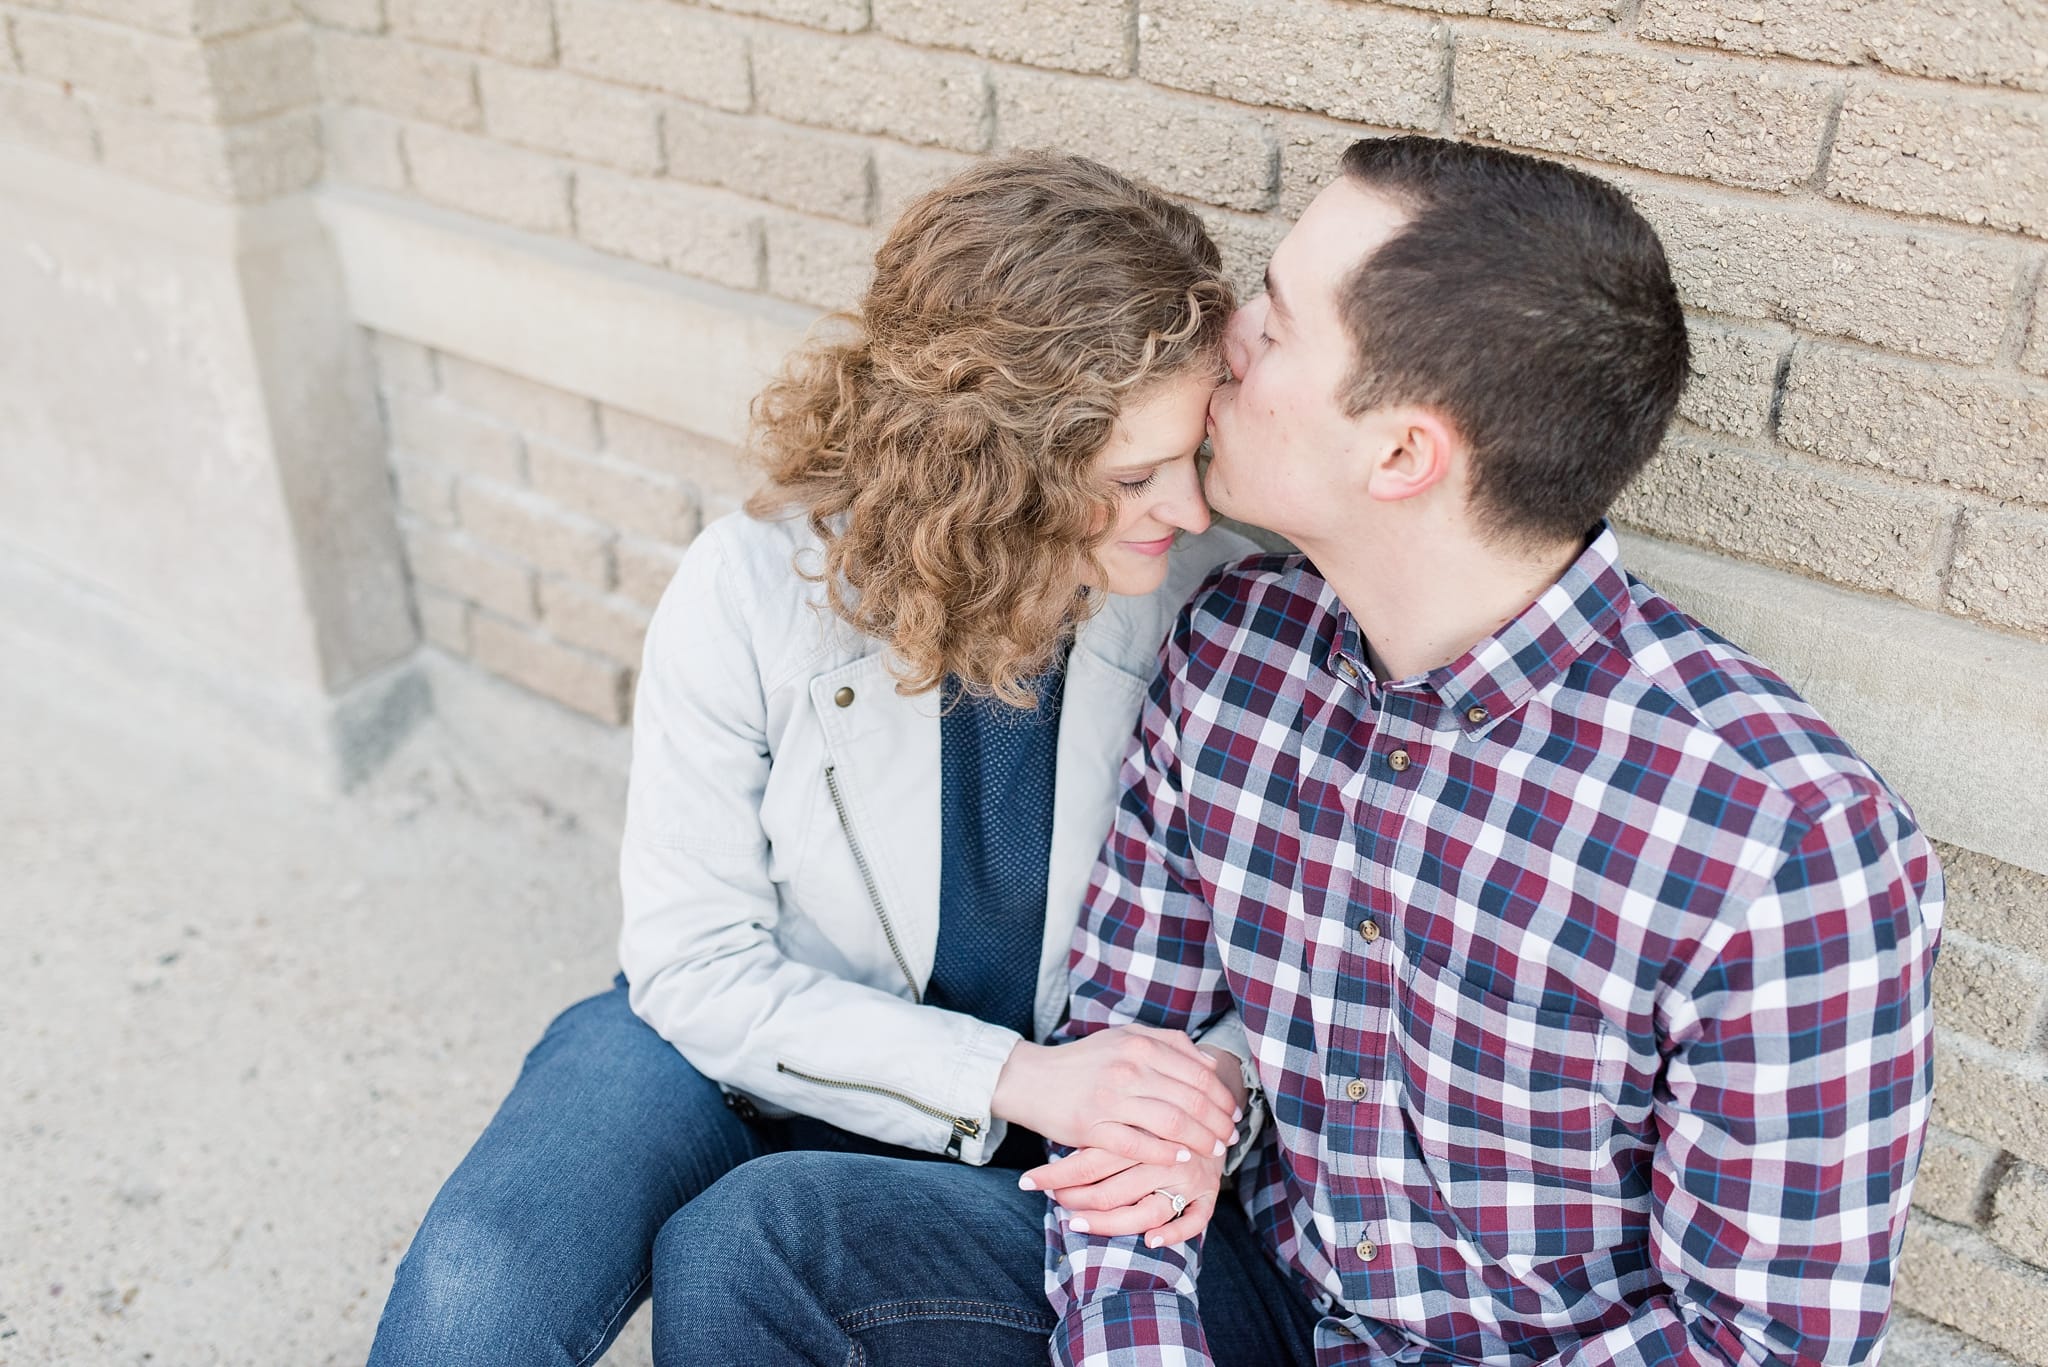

{"left": 1115, "top": 471, "right": 1160, "bottom": 497}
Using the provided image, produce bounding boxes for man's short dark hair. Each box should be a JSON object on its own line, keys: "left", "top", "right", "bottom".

{"left": 1336, "top": 136, "right": 1689, "bottom": 547}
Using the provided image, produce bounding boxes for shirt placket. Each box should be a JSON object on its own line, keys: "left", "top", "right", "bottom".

{"left": 1317, "top": 656, "right": 1433, "bottom": 1310}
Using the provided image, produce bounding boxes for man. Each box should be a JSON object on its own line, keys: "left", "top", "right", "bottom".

{"left": 651, "top": 135, "right": 1943, "bottom": 1367}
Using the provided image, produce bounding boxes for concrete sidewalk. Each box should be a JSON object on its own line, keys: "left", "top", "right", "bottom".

{"left": 0, "top": 648, "right": 651, "bottom": 1366}
{"left": 0, "top": 636, "right": 2012, "bottom": 1367}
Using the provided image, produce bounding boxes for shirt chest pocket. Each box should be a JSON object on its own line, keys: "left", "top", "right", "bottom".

{"left": 1393, "top": 951, "right": 1634, "bottom": 1265}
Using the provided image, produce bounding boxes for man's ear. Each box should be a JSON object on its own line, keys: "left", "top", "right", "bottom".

{"left": 1364, "top": 408, "right": 1459, "bottom": 504}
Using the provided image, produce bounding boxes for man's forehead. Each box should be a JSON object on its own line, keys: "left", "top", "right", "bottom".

{"left": 1271, "top": 178, "right": 1410, "bottom": 310}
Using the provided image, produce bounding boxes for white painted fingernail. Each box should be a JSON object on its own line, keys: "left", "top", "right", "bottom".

{"left": 1175, "top": 1148, "right": 1191, "bottom": 1163}
{"left": 1146, "top": 1236, "right": 1161, "bottom": 1248}
{"left": 1018, "top": 1175, "right": 1036, "bottom": 1191}
{"left": 1072, "top": 1217, "right": 1091, "bottom": 1233}
{"left": 1230, "top": 1127, "right": 1241, "bottom": 1144}
{"left": 1212, "top": 1138, "right": 1226, "bottom": 1156}
{"left": 1232, "top": 1106, "right": 1244, "bottom": 1122}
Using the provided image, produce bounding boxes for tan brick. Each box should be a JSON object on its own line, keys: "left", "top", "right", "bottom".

{"left": 99, "top": 106, "right": 322, "bottom": 202}
{"left": 299, "top": 0, "right": 386, "bottom": 34}
{"left": 765, "top": 211, "right": 879, "bottom": 312}
{"left": 755, "top": 28, "right": 989, "bottom": 153}
{"left": 2030, "top": 276, "right": 2048, "bottom": 377}
{"left": 1934, "top": 934, "right": 2048, "bottom": 1051}
{"left": 614, "top": 536, "right": 687, "bottom": 609}
{"left": 1676, "top": 319, "right": 1785, "bottom": 440}
{"left": 663, "top": 104, "right": 872, "bottom": 223}
{"left": 871, "top": 139, "right": 973, "bottom": 221}
{"left": 389, "top": 455, "right": 457, "bottom": 527}
{"left": 1453, "top": 35, "right": 1835, "bottom": 194}
{"left": 390, "top": 0, "right": 554, "bottom": 65}
{"left": 1827, "top": 85, "right": 2048, "bottom": 241}
{"left": 1141, "top": 0, "right": 1446, "bottom": 130}
{"left": 529, "top": 441, "right": 698, "bottom": 543}
{"left": 1638, "top": 0, "right": 2048, "bottom": 96}
{"left": 876, "top": 0, "right": 1130, "bottom": 77}
{"left": 600, "top": 406, "right": 746, "bottom": 487}
{"left": 2, "top": 18, "right": 18, "bottom": 75}
{"left": 696, "top": 0, "right": 867, "bottom": 32}
{"left": 201, "top": 23, "right": 318, "bottom": 122}
{"left": 572, "top": 170, "right": 763, "bottom": 288}
{"left": 469, "top": 611, "right": 630, "bottom": 723}
{"left": 191, "top": 0, "right": 298, "bottom": 37}
{"left": 1195, "top": 204, "right": 1288, "bottom": 306}
{"left": 457, "top": 479, "right": 614, "bottom": 586}
{"left": 1941, "top": 846, "right": 2048, "bottom": 962}
{"left": 479, "top": 63, "right": 661, "bottom": 174}
{"left": 1990, "top": 1162, "right": 2048, "bottom": 1267}
{"left": 13, "top": 12, "right": 168, "bottom": 109}
{"left": 439, "top": 355, "right": 598, "bottom": 448}
{"left": 558, "top": 0, "right": 751, "bottom": 112}
{"left": 1274, "top": 113, "right": 1383, "bottom": 220}
{"left": 1912, "top": 1126, "right": 2000, "bottom": 1227}
{"left": 401, "top": 526, "right": 537, "bottom": 620}
{"left": 317, "top": 30, "right": 478, "bottom": 130}
{"left": 1623, "top": 177, "right": 2023, "bottom": 365}
{"left": 1611, "top": 436, "right": 1955, "bottom": 606}
{"left": 0, "top": 76, "right": 98, "bottom": 161}
{"left": 1897, "top": 1216, "right": 2048, "bottom": 1363}
{"left": 1882, "top": 1316, "right": 2030, "bottom": 1367}
{"left": 323, "top": 105, "right": 408, "bottom": 192}
{"left": 1947, "top": 506, "right": 2048, "bottom": 638}
{"left": 370, "top": 333, "right": 437, "bottom": 393}
{"left": 387, "top": 390, "right": 525, "bottom": 482}
{"left": 1486, "top": 0, "right": 1619, "bottom": 27}
{"left": 1779, "top": 346, "right": 2048, "bottom": 505}
{"left": 403, "top": 122, "right": 571, "bottom": 235}
{"left": 539, "top": 578, "right": 651, "bottom": 666}
{"left": 996, "top": 69, "right": 1275, "bottom": 211}
{"left": 1933, "top": 1044, "right": 2048, "bottom": 1169}
{"left": 414, "top": 585, "right": 469, "bottom": 654}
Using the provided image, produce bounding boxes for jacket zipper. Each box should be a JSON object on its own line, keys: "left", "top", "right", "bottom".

{"left": 774, "top": 1061, "right": 983, "bottom": 1142}
{"left": 822, "top": 763, "right": 922, "bottom": 1003}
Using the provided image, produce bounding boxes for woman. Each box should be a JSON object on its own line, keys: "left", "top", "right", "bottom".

{"left": 367, "top": 152, "right": 1258, "bottom": 1366}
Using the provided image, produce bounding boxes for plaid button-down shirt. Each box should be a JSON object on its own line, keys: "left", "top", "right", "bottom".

{"left": 1046, "top": 527, "right": 1943, "bottom": 1367}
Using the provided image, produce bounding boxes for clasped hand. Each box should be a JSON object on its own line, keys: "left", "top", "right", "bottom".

{"left": 990, "top": 1025, "right": 1248, "bottom": 1247}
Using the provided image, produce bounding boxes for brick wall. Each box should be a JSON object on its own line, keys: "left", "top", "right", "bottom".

{"left": 3, "top": 0, "right": 2044, "bottom": 1358}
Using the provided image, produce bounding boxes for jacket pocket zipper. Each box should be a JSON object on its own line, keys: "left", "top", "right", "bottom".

{"left": 774, "top": 1061, "right": 983, "bottom": 1148}
{"left": 822, "top": 763, "right": 921, "bottom": 1003}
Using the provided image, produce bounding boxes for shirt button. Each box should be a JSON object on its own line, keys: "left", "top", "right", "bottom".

{"left": 1358, "top": 919, "right": 1380, "bottom": 943}
{"left": 1338, "top": 660, "right": 1358, "bottom": 681}
{"left": 1356, "top": 1239, "right": 1379, "bottom": 1263}
{"left": 834, "top": 686, "right": 856, "bottom": 708}
{"left": 1466, "top": 705, "right": 1489, "bottom": 725}
{"left": 1387, "top": 749, "right": 1411, "bottom": 772}
{"left": 1344, "top": 1078, "right": 1366, "bottom": 1101}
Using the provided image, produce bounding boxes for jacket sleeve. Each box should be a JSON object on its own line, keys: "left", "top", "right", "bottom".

{"left": 617, "top": 526, "right": 1019, "bottom": 1163}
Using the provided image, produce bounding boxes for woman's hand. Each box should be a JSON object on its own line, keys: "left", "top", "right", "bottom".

{"left": 1021, "top": 1142, "right": 1225, "bottom": 1248}
{"left": 990, "top": 1026, "right": 1243, "bottom": 1166}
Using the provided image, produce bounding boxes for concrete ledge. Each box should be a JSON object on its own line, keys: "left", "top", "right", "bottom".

{"left": 0, "top": 542, "right": 429, "bottom": 790}
{"left": 1623, "top": 532, "right": 2048, "bottom": 878}
{"left": 320, "top": 187, "right": 822, "bottom": 446}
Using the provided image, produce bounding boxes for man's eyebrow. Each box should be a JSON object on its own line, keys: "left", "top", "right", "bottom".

{"left": 1264, "top": 266, "right": 1289, "bottom": 322}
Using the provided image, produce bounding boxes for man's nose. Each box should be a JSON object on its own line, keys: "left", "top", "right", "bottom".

{"left": 1222, "top": 307, "right": 1256, "bottom": 382}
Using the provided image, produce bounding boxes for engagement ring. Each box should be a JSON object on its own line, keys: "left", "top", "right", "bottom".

{"left": 1154, "top": 1189, "right": 1188, "bottom": 1219}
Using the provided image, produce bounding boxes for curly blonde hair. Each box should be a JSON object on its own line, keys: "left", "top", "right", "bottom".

{"left": 746, "top": 152, "right": 1232, "bottom": 707}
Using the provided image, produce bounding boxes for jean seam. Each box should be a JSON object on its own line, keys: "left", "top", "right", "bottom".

{"left": 570, "top": 1268, "right": 651, "bottom": 1367}
{"left": 836, "top": 1297, "right": 1057, "bottom": 1334}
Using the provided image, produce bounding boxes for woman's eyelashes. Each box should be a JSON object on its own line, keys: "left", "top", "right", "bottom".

{"left": 1115, "top": 470, "right": 1159, "bottom": 497}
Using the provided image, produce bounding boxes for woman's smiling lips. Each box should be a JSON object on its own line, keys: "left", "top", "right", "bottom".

{"left": 1121, "top": 534, "right": 1177, "bottom": 557}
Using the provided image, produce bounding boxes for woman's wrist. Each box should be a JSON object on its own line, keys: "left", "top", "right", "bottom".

{"left": 989, "top": 1038, "right": 1047, "bottom": 1127}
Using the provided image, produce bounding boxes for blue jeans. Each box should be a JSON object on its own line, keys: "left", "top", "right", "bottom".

{"left": 367, "top": 979, "right": 939, "bottom": 1367}
{"left": 648, "top": 1150, "right": 1322, "bottom": 1366}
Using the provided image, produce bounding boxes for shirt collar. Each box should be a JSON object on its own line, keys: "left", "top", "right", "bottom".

{"left": 1329, "top": 523, "right": 1631, "bottom": 735}
{"left": 1428, "top": 522, "right": 1631, "bottom": 735}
